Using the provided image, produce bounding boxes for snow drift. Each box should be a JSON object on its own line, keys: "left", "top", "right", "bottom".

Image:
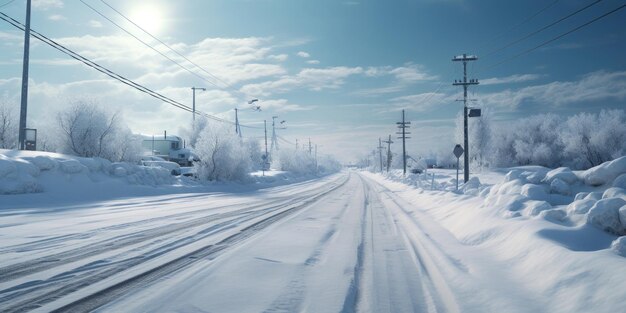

{"left": 0, "top": 149, "right": 174, "bottom": 195}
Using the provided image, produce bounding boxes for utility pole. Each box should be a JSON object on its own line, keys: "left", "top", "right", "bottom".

{"left": 191, "top": 87, "right": 206, "bottom": 123}
{"left": 295, "top": 139, "right": 299, "bottom": 151}
{"left": 308, "top": 138, "right": 312, "bottom": 154}
{"left": 18, "top": 0, "right": 32, "bottom": 150}
{"left": 234, "top": 108, "right": 241, "bottom": 138}
{"left": 263, "top": 120, "right": 268, "bottom": 176}
{"left": 314, "top": 144, "right": 318, "bottom": 174}
{"left": 378, "top": 138, "right": 384, "bottom": 173}
{"left": 383, "top": 135, "right": 393, "bottom": 173}
{"left": 270, "top": 116, "right": 279, "bottom": 152}
{"left": 396, "top": 109, "right": 411, "bottom": 176}
{"left": 452, "top": 53, "right": 479, "bottom": 183}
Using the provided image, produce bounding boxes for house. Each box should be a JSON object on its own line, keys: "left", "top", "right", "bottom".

{"left": 141, "top": 135, "right": 197, "bottom": 166}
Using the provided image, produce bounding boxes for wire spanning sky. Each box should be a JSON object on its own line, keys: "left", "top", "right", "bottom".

{"left": 1, "top": 0, "right": 625, "bottom": 162}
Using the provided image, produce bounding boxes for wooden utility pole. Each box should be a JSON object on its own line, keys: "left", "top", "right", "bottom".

{"left": 378, "top": 138, "right": 384, "bottom": 173}
{"left": 453, "top": 53, "right": 479, "bottom": 183}
{"left": 18, "top": 0, "right": 32, "bottom": 150}
{"left": 396, "top": 110, "right": 411, "bottom": 176}
{"left": 383, "top": 134, "right": 393, "bottom": 172}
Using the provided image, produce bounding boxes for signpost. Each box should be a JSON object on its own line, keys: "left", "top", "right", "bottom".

{"left": 453, "top": 144, "right": 464, "bottom": 190}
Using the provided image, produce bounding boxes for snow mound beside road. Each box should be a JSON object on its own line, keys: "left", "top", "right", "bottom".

{"left": 0, "top": 150, "right": 175, "bottom": 195}
{"left": 379, "top": 155, "right": 626, "bottom": 241}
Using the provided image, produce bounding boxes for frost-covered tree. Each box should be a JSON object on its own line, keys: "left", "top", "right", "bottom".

{"left": 511, "top": 114, "right": 563, "bottom": 167}
{"left": 56, "top": 100, "right": 129, "bottom": 160}
{"left": 0, "top": 97, "right": 18, "bottom": 149}
{"left": 245, "top": 138, "right": 263, "bottom": 171}
{"left": 562, "top": 110, "right": 626, "bottom": 169}
{"left": 455, "top": 109, "right": 493, "bottom": 170}
{"left": 194, "top": 124, "right": 251, "bottom": 181}
{"left": 180, "top": 116, "right": 209, "bottom": 148}
{"left": 113, "top": 128, "right": 143, "bottom": 163}
{"left": 275, "top": 148, "right": 317, "bottom": 175}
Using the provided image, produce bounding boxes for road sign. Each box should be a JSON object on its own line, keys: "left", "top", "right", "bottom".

{"left": 453, "top": 144, "right": 464, "bottom": 158}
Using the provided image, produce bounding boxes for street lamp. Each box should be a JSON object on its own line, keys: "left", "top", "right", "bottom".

{"left": 191, "top": 87, "right": 206, "bottom": 122}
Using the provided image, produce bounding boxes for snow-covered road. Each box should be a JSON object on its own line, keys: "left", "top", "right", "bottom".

{"left": 1, "top": 170, "right": 622, "bottom": 312}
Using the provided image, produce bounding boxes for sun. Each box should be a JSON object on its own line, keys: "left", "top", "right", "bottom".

{"left": 129, "top": 4, "right": 165, "bottom": 34}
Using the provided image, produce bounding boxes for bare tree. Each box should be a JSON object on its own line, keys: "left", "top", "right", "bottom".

{"left": 56, "top": 100, "right": 121, "bottom": 159}
{"left": 0, "top": 97, "right": 18, "bottom": 149}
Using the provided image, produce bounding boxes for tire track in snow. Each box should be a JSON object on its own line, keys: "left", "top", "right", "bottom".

{"left": 13, "top": 173, "right": 350, "bottom": 313}
{"left": 358, "top": 172, "right": 462, "bottom": 313}
{"left": 0, "top": 175, "right": 347, "bottom": 285}
{"left": 339, "top": 174, "right": 370, "bottom": 313}
{"left": 262, "top": 182, "right": 357, "bottom": 313}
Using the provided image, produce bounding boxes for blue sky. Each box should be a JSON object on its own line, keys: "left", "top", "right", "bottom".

{"left": 1, "top": 0, "right": 625, "bottom": 162}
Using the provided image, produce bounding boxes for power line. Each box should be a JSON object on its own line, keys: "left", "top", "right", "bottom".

{"left": 481, "top": 0, "right": 561, "bottom": 51}
{"left": 484, "top": 0, "right": 603, "bottom": 58}
{"left": 482, "top": 3, "right": 626, "bottom": 73}
{"left": 0, "top": 0, "right": 16, "bottom": 8}
{"left": 78, "top": 0, "right": 228, "bottom": 91}
{"left": 0, "top": 12, "right": 262, "bottom": 128}
{"left": 98, "top": 0, "right": 239, "bottom": 95}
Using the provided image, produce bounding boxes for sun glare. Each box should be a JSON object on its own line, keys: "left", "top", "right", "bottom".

{"left": 130, "top": 5, "right": 165, "bottom": 34}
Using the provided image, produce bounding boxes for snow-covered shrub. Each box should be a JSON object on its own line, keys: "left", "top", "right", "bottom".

{"left": 550, "top": 178, "right": 570, "bottom": 196}
{"left": 611, "top": 236, "right": 626, "bottom": 257}
{"left": 521, "top": 184, "right": 549, "bottom": 201}
{"left": 614, "top": 174, "right": 626, "bottom": 189}
{"left": 619, "top": 205, "right": 626, "bottom": 230}
{"left": 582, "top": 156, "right": 626, "bottom": 186}
{"left": 586, "top": 198, "right": 626, "bottom": 235}
{"left": 194, "top": 124, "right": 251, "bottom": 182}
{"left": 22, "top": 156, "right": 57, "bottom": 171}
{"left": 525, "top": 200, "right": 552, "bottom": 217}
{"left": 59, "top": 160, "right": 86, "bottom": 174}
{"left": 539, "top": 209, "right": 566, "bottom": 222}
{"left": 603, "top": 187, "right": 626, "bottom": 201}
{"left": 274, "top": 148, "right": 316, "bottom": 175}
{"left": 0, "top": 96, "right": 18, "bottom": 149}
{"left": 543, "top": 167, "right": 578, "bottom": 185}
{"left": 0, "top": 155, "right": 17, "bottom": 178}
{"left": 566, "top": 198, "right": 596, "bottom": 215}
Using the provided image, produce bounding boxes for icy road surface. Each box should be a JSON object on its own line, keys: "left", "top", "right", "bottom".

{"left": 0, "top": 171, "right": 594, "bottom": 312}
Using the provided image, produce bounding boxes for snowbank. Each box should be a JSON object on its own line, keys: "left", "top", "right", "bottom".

{"left": 0, "top": 149, "right": 174, "bottom": 195}
{"left": 376, "top": 155, "right": 626, "bottom": 248}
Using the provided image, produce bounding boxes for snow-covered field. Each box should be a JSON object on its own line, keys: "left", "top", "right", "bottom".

{"left": 1, "top": 149, "right": 625, "bottom": 312}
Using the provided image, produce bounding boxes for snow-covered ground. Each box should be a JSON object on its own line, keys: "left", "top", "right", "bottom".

{"left": 1, "top": 149, "right": 625, "bottom": 312}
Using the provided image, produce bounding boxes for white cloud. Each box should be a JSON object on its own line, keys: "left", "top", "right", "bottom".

{"left": 306, "top": 60, "right": 320, "bottom": 65}
{"left": 240, "top": 66, "right": 363, "bottom": 97}
{"left": 478, "top": 71, "right": 626, "bottom": 109}
{"left": 257, "top": 99, "right": 312, "bottom": 112}
{"left": 366, "top": 63, "right": 436, "bottom": 83}
{"left": 353, "top": 85, "right": 406, "bottom": 97}
{"left": 268, "top": 54, "right": 288, "bottom": 62}
{"left": 481, "top": 74, "right": 543, "bottom": 86}
{"left": 48, "top": 14, "right": 66, "bottom": 21}
{"left": 88, "top": 20, "right": 103, "bottom": 28}
{"left": 33, "top": 0, "right": 63, "bottom": 10}
{"left": 297, "top": 51, "right": 310, "bottom": 58}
